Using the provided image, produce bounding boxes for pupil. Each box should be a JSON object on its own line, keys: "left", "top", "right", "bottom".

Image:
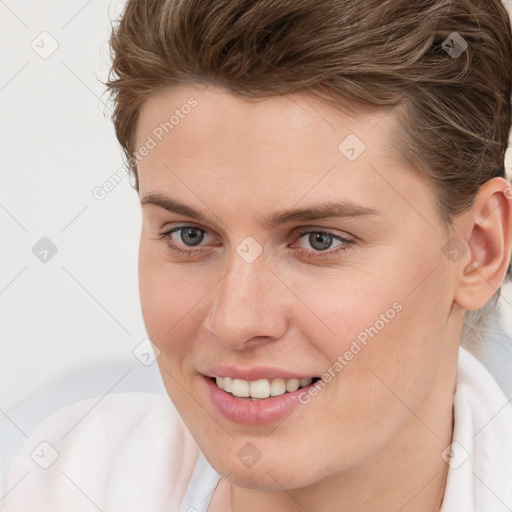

{"left": 310, "top": 232, "right": 332, "bottom": 251}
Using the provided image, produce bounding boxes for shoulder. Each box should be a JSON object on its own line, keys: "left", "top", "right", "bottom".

{"left": 1, "top": 392, "right": 200, "bottom": 512}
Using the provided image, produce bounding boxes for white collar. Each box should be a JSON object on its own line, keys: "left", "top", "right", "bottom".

{"left": 440, "top": 346, "right": 512, "bottom": 511}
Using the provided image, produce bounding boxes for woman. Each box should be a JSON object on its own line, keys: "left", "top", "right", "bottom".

{"left": 2, "top": 1, "right": 512, "bottom": 511}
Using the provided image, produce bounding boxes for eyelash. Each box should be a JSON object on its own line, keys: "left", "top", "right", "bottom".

{"left": 158, "top": 225, "right": 355, "bottom": 260}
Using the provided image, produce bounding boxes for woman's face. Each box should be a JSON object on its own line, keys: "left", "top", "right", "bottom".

{"left": 135, "top": 84, "right": 462, "bottom": 490}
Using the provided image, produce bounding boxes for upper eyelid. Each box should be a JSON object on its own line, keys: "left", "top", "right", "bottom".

{"left": 161, "top": 223, "right": 352, "bottom": 236}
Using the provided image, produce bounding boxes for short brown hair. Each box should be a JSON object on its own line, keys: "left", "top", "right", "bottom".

{"left": 104, "top": 0, "right": 512, "bottom": 341}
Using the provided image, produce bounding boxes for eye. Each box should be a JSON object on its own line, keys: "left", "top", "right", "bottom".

{"left": 293, "top": 229, "right": 354, "bottom": 259}
{"left": 158, "top": 225, "right": 355, "bottom": 260}
{"left": 158, "top": 225, "right": 214, "bottom": 256}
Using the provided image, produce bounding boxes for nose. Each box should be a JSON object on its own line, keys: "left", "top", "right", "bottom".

{"left": 204, "top": 249, "right": 288, "bottom": 351}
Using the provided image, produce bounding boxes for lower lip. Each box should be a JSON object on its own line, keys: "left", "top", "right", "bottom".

{"left": 203, "top": 375, "right": 317, "bottom": 425}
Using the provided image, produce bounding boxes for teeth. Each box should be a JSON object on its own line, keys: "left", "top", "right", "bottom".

{"left": 214, "top": 376, "right": 314, "bottom": 399}
{"left": 300, "top": 378, "right": 312, "bottom": 387}
{"left": 250, "top": 379, "right": 271, "bottom": 399}
{"left": 223, "top": 377, "right": 232, "bottom": 392}
{"left": 285, "top": 379, "right": 300, "bottom": 392}
{"left": 231, "top": 379, "right": 250, "bottom": 397}
{"left": 270, "top": 378, "right": 286, "bottom": 396}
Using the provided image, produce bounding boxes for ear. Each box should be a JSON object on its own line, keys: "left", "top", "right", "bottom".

{"left": 454, "top": 177, "right": 512, "bottom": 311}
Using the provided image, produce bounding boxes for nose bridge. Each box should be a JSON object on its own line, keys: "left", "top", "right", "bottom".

{"left": 206, "top": 247, "right": 286, "bottom": 348}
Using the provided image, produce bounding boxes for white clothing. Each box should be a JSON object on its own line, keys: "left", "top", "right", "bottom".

{"left": 1, "top": 346, "right": 511, "bottom": 512}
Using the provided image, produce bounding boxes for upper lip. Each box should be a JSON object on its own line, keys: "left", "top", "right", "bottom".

{"left": 201, "top": 366, "right": 318, "bottom": 381}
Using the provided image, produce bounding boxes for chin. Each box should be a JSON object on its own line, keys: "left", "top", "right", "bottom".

{"left": 209, "top": 451, "right": 319, "bottom": 491}
{"left": 227, "top": 469, "right": 302, "bottom": 491}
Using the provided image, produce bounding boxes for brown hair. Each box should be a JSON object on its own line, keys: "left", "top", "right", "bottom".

{"left": 104, "top": 0, "right": 512, "bottom": 345}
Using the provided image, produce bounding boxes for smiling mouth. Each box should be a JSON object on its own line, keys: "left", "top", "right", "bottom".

{"left": 209, "top": 376, "right": 321, "bottom": 400}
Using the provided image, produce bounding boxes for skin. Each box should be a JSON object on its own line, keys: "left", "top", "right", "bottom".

{"left": 134, "top": 84, "right": 512, "bottom": 512}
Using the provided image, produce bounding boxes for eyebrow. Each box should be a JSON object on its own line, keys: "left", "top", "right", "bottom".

{"left": 140, "top": 192, "right": 380, "bottom": 227}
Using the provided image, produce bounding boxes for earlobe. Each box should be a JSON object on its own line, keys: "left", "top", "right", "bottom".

{"left": 454, "top": 177, "right": 512, "bottom": 311}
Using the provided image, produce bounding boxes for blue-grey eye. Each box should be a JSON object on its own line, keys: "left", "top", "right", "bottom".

{"left": 180, "top": 227, "right": 205, "bottom": 246}
{"left": 308, "top": 232, "right": 334, "bottom": 251}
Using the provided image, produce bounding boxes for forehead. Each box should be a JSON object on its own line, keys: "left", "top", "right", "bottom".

{"left": 135, "top": 86, "right": 404, "bottom": 170}
{"left": 135, "top": 84, "right": 395, "bottom": 152}
{"left": 134, "top": 85, "right": 433, "bottom": 227}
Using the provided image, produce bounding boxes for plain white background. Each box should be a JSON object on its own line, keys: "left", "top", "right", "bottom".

{"left": 1, "top": 0, "right": 512, "bottom": 415}
{"left": 0, "top": 0, "right": 151, "bottom": 413}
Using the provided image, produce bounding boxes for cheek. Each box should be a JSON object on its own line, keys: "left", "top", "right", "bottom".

{"left": 138, "top": 239, "right": 219, "bottom": 374}
{"left": 291, "top": 271, "right": 449, "bottom": 457}
{"left": 138, "top": 241, "right": 197, "bottom": 345}
{"left": 138, "top": 243, "right": 167, "bottom": 340}
{"left": 294, "top": 258, "right": 451, "bottom": 401}
{"left": 138, "top": 244, "right": 203, "bottom": 403}
{"left": 287, "top": 269, "right": 404, "bottom": 358}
